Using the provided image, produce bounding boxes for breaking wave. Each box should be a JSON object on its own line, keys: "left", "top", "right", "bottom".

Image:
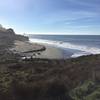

{"left": 29, "top": 38, "right": 100, "bottom": 58}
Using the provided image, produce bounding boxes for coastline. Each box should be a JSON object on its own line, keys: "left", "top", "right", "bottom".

{"left": 1, "top": 29, "right": 100, "bottom": 100}
{"left": 11, "top": 40, "right": 67, "bottom": 59}
{"left": 1, "top": 27, "right": 100, "bottom": 100}
{"left": 29, "top": 38, "right": 100, "bottom": 58}
{"left": 11, "top": 39, "right": 99, "bottom": 59}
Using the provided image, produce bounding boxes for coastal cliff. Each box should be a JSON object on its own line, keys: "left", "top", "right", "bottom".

{"left": 0, "top": 26, "right": 29, "bottom": 49}
{"left": 0, "top": 25, "right": 29, "bottom": 63}
{"left": 0, "top": 25, "right": 100, "bottom": 100}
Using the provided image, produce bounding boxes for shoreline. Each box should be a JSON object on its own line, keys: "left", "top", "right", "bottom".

{"left": 29, "top": 38, "right": 100, "bottom": 58}
{"left": 10, "top": 39, "right": 99, "bottom": 60}
{"left": 11, "top": 40, "right": 67, "bottom": 59}
{"left": 11, "top": 39, "right": 94, "bottom": 59}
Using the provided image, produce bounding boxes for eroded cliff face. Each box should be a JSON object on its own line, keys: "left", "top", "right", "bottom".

{"left": 0, "top": 26, "right": 29, "bottom": 63}
{"left": 0, "top": 27, "right": 29, "bottom": 49}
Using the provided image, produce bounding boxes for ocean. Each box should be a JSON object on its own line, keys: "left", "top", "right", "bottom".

{"left": 29, "top": 35, "right": 100, "bottom": 58}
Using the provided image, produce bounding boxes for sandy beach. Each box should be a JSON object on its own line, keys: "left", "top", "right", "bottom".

{"left": 35, "top": 44, "right": 64, "bottom": 59}
{"left": 11, "top": 40, "right": 64, "bottom": 59}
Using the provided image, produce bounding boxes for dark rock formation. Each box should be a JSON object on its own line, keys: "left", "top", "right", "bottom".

{"left": 6, "top": 28, "right": 15, "bottom": 35}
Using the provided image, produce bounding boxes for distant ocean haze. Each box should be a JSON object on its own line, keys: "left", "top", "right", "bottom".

{"left": 29, "top": 35, "right": 100, "bottom": 58}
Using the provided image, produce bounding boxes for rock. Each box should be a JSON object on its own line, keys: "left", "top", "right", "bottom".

{"left": 6, "top": 28, "right": 15, "bottom": 35}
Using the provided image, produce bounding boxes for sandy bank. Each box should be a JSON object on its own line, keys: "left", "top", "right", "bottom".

{"left": 35, "top": 45, "right": 64, "bottom": 59}
{"left": 11, "top": 40, "right": 64, "bottom": 59}
{"left": 12, "top": 40, "right": 45, "bottom": 53}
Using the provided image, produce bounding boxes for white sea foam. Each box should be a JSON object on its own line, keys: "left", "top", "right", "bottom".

{"left": 29, "top": 38, "right": 100, "bottom": 57}
{"left": 71, "top": 52, "right": 91, "bottom": 58}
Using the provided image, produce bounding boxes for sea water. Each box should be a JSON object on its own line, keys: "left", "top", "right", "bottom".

{"left": 29, "top": 35, "right": 100, "bottom": 58}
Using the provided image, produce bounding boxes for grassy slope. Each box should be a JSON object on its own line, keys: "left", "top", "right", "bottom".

{"left": 0, "top": 54, "right": 100, "bottom": 100}
{"left": 70, "top": 80, "right": 100, "bottom": 100}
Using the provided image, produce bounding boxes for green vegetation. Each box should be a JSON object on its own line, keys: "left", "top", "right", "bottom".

{"left": 70, "top": 80, "right": 100, "bottom": 100}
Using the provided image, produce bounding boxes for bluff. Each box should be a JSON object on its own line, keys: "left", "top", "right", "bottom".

{"left": 0, "top": 25, "right": 29, "bottom": 62}
{"left": 0, "top": 26, "right": 29, "bottom": 49}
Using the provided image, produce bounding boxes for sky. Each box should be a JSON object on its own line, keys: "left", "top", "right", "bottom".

{"left": 0, "top": 0, "right": 100, "bottom": 35}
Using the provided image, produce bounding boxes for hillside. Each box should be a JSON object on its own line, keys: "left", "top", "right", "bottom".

{"left": 0, "top": 54, "right": 100, "bottom": 100}
{"left": 70, "top": 80, "right": 100, "bottom": 100}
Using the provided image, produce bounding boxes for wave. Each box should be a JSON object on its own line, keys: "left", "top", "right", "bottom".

{"left": 71, "top": 52, "right": 91, "bottom": 58}
{"left": 29, "top": 38, "right": 100, "bottom": 57}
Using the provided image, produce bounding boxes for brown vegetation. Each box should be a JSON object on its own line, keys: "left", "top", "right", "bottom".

{"left": 0, "top": 54, "right": 100, "bottom": 100}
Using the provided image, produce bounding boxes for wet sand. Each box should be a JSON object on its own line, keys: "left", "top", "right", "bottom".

{"left": 11, "top": 40, "right": 64, "bottom": 59}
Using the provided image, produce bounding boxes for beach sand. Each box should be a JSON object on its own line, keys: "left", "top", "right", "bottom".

{"left": 11, "top": 40, "right": 64, "bottom": 59}
{"left": 35, "top": 45, "right": 64, "bottom": 59}
{"left": 12, "top": 40, "right": 45, "bottom": 52}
